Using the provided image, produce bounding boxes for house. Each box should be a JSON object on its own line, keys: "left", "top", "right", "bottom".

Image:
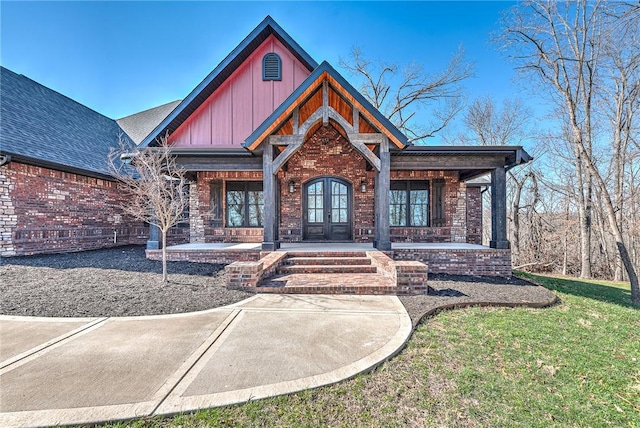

{"left": 1, "top": 16, "right": 531, "bottom": 285}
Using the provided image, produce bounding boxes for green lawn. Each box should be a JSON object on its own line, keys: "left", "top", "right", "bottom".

{"left": 112, "top": 274, "right": 639, "bottom": 428}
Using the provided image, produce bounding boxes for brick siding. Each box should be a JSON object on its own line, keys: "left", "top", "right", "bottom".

{"left": 1, "top": 162, "right": 148, "bottom": 256}
{"left": 466, "top": 186, "right": 483, "bottom": 245}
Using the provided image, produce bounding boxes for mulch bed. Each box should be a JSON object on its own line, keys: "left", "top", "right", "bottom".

{"left": 401, "top": 274, "right": 558, "bottom": 328}
{"left": 0, "top": 246, "right": 252, "bottom": 317}
{"left": 1, "top": 246, "right": 557, "bottom": 322}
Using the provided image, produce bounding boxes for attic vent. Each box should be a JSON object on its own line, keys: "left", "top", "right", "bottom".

{"left": 262, "top": 53, "right": 282, "bottom": 81}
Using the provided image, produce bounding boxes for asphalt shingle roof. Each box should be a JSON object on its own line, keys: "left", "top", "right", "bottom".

{"left": 117, "top": 100, "right": 181, "bottom": 145}
{"left": 0, "top": 66, "right": 129, "bottom": 177}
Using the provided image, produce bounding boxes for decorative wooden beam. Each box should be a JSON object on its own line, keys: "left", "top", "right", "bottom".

{"left": 272, "top": 139, "right": 303, "bottom": 173}
{"left": 292, "top": 107, "right": 299, "bottom": 134}
{"left": 348, "top": 133, "right": 386, "bottom": 145}
{"left": 391, "top": 155, "right": 506, "bottom": 170}
{"left": 328, "top": 107, "right": 354, "bottom": 134}
{"left": 375, "top": 137, "right": 391, "bottom": 250}
{"left": 490, "top": 166, "right": 510, "bottom": 249}
{"left": 352, "top": 108, "right": 359, "bottom": 133}
{"left": 322, "top": 80, "right": 329, "bottom": 125}
{"left": 269, "top": 135, "right": 301, "bottom": 145}
{"left": 262, "top": 143, "right": 279, "bottom": 250}
{"left": 298, "top": 106, "right": 355, "bottom": 137}
{"left": 351, "top": 140, "right": 381, "bottom": 171}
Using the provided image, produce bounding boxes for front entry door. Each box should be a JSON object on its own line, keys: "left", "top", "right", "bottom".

{"left": 303, "top": 177, "right": 352, "bottom": 241}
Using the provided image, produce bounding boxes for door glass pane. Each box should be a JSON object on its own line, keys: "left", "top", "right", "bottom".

{"left": 226, "top": 190, "right": 244, "bottom": 227}
{"left": 331, "top": 208, "right": 339, "bottom": 222}
{"left": 248, "top": 190, "right": 264, "bottom": 227}
{"left": 330, "top": 181, "right": 348, "bottom": 224}
{"left": 410, "top": 189, "right": 428, "bottom": 226}
{"left": 308, "top": 182, "right": 323, "bottom": 223}
{"left": 390, "top": 189, "right": 407, "bottom": 226}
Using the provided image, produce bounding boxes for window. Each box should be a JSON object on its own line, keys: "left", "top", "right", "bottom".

{"left": 226, "top": 182, "right": 264, "bottom": 227}
{"left": 390, "top": 181, "right": 429, "bottom": 227}
{"left": 262, "top": 53, "right": 282, "bottom": 81}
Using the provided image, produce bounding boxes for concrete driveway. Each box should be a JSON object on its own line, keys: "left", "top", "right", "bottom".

{"left": 0, "top": 294, "right": 411, "bottom": 428}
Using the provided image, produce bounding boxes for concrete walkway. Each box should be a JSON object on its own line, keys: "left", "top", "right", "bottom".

{"left": 0, "top": 295, "right": 411, "bottom": 428}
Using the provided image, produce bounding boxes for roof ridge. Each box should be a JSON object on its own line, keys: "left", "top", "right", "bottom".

{"left": 116, "top": 99, "right": 182, "bottom": 121}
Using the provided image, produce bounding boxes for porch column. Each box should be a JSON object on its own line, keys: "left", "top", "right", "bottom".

{"left": 147, "top": 224, "right": 160, "bottom": 249}
{"left": 262, "top": 143, "right": 280, "bottom": 250}
{"left": 490, "top": 166, "right": 510, "bottom": 249}
{"left": 375, "top": 137, "right": 391, "bottom": 251}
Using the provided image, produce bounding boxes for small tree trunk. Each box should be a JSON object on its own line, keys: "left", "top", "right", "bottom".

{"left": 576, "top": 150, "right": 593, "bottom": 279}
{"left": 162, "top": 228, "right": 168, "bottom": 283}
{"left": 562, "top": 201, "right": 569, "bottom": 276}
{"left": 618, "top": 240, "right": 639, "bottom": 305}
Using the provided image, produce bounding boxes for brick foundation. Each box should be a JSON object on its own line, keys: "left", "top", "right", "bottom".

{"left": 1, "top": 162, "right": 148, "bottom": 256}
{"left": 393, "top": 248, "right": 512, "bottom": 277}
{"left": 146, "top": 248, "right": 260, "bottom": 264}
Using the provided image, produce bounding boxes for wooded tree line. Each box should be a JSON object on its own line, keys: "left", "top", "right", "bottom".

{"left": 343, "top": 1, "right": 639, "bottom": 304}
{"left": 496, "top": 0, "right": 639, "bottom": 305}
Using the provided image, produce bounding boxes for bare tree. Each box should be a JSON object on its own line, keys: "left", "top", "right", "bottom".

{"left": 339, "top": 47, "right": 473, "bottom": 143}
{"left": 109, "top": 134, "right": 189, "bottom": 283}
{"left": 456, "top": 96, "right": 538, "bottom": 266}
{"left": 501, "top": 0, "right": 640, "bottom": 304}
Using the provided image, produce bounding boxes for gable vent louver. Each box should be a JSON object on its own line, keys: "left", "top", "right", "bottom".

{"left": 262, "top": 53, "right": 282, "bottom": 81}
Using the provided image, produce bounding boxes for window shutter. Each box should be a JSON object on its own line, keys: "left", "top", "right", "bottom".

{"left": 263, "top": 53, "right": 282, "bottom": 81}
{"left": 432, "top": 180, "right": 445, "bottom": 227}
{"left": 210, "top": 180, "right": 223, "bottom": 227}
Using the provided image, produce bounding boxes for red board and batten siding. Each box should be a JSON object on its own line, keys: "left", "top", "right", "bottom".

{"left": 170, "top": 35, "right": 311, "bottom": 148}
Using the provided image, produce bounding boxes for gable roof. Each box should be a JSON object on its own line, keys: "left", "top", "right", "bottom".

{"left": 244, "top": 61, "right": 410, "bottom": 150}
{"left": 0, "top": 66, "right": 128, "bottom": 178}
{"left": 139, "top": 16, "right": 318, "bottom": 148}
{"left": 117, "top": 100, "right": 181, "bottom": 145}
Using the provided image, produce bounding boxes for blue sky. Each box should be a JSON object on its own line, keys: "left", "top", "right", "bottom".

{"left": 1, "top": 1, "right": 532, "bottom": 141}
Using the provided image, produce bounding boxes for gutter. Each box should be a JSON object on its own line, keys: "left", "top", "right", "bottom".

{"left": 0, "top": 151, "right": 116, "bottom": 181}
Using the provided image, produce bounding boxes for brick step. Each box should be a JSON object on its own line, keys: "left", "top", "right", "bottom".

{"left": 258, "top": 273, "right": 397, "bottom": 295}
{"left": 283, "top": 251, "right": 368, "bottom": 258}
{"left": 284, "top": 257, "right": 371, "bottom": 266}
{"left": 277, "top": 264, "right": 378, "bottom": 274}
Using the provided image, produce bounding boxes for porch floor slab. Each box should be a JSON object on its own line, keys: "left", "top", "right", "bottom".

{"left": 165, "top": 242, "right": 491, "bottom": 252}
